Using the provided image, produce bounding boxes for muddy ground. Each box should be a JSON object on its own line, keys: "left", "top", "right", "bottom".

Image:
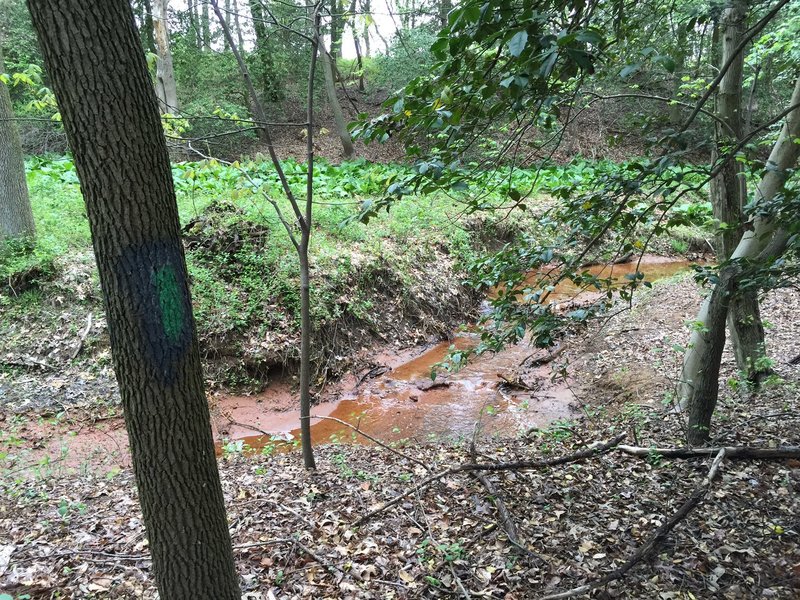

{"left": 1, "top": 270, "right": 799, "bottom": 599}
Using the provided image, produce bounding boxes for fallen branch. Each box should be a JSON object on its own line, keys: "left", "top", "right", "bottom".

{"left": 539, "top": 448, "right": 727, "bottom": 600}
{"left": 69, "top": 312, "right": 93, "bottom": 360}
{"left": 617, "top": 444, "right": 800, "bottom": 460}
{"left": 0, "top": 355, "right": 55, "bottom": 371}
{"left": 306, "top": 414, "right": 429, "bottom": 470}
{"left": 497, "top": 373, "right": 535, "bottom": 391}
{"left": 356, "top": 435, "right": 625, "bottom": 526}
{"left": 459, "top": 434, "right": 626, "bottom": 473}
{"left": 472, "top": 470, "right": 531, "bottom": 556}
{"left": 520, "top": 343, "right": 565, "bottom": 368}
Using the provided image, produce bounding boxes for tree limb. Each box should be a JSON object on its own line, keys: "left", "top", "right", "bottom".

{"left": 617, "top": 444, "right": 800, "bottom": 459}
{"left": 539, "top": 448, "right": 727, "bottom": 600}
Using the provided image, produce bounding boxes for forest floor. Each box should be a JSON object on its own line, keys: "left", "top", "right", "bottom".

{"left": 1, "top": 273, "right": 799, "bottom": 599}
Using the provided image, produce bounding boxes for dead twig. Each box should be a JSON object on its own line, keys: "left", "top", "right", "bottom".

{"left": 69, "top": 312, "right": 93, "bottom": 360}
{"left": 306, "top": 414, "right": 430, "bottom": 470}
{"left": 235, "top": 537, "right": 345, "bottom": 577}
{"left": 617, "top": 444, "right": 800, "bottom": 459}
{"left": 356, "top": 435, "right": 625, "bottom": 526}
{"left": 539, "top": 448, "right": 727, "bottom": 600}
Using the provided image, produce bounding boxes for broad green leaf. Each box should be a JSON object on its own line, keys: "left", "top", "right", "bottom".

{"left": 508, "top": 30, "right": 529, "bottom": 58}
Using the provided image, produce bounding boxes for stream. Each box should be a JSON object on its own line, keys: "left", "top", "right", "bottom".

{"left": 212, "top": 256, "right": 697, "bottom": 453}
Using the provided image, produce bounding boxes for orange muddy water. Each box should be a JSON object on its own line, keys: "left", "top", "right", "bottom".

{"left": 6, "top": 256, "right": 696, "bottom": 469}
{"left": 212, "top": 255, "right": 697, "bottom": 453}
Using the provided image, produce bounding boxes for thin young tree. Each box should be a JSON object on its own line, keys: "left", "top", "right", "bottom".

{"left": 211, "top": 0, "right": 320, "bottom": 469}
{"left": 0, "top": 44, "right": 36, "bottom": 243}
{"left": 25, "top": 0, "right": 240, "bottom": 596}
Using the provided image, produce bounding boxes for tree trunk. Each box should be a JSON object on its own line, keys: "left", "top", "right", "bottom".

{"left": 153, "top": 0, "right": 179, "bottom": 113}
{"left": 361, "top": 0, "right": 370, "bottom": 57}
{"left": 439, "top": 0, "right": 452, "bottom": 29}
{"left": 680, "top": 74, "right": 800, "bottom": 444}
{"left": 139, "top": 0, "right": 157, "bottom": 54}
{"left": 233, "top": 0, "right": 245, "bottom": 51}
{"left": 188, "top": 0, "right": 202, "bottom": 48}
{"left": 249, "top": 0, "right": 281, "bottom": 102}
{"left": 709, "top": 0, "right": 767, "bottom": 382}
{"left": 320, "top": 46, "right": 354, "bottom": 158}
{"left": 223, "top": 0, "right": 231, "bottom": 51}
{"left": 0, "top": 45, "right": 36, "bottom": 243}
{"left": 202, "top": 0, "right": 211, "bottom": 49}
{"left": 668, "top": 26, "right": 687, "bottom": 127}
{"left": 329, "top": 0, "right": 341, "bottom": 60}
{"left": 25, "top": 1, "right": 239, "bottom": 597}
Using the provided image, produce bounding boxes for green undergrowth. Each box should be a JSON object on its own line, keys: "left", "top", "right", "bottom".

{"left": 1, "top": 155, "right": 714, "bottom": 389}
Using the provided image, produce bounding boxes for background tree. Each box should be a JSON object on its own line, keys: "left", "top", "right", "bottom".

{"left": 25, "top": 0, "right": 240, "bottom": 596}
{"left": 153, "top": 0, "right": 180, "bottom": 113}
{"left": 680, "top": 74, "right": 800, "bottom": 444}
{"left": 708, "top": 0, "right": 769, "bottom": 383}
{"left": 0, "top": 43, "right": 36, "bottom": 243}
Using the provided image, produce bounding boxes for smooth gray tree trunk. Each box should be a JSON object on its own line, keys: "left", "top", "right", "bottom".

{"left": 709, "top": 0, "right": 768, "bottom": 383}
{"left": 320, "top": 45, "right": 354, "bottom": 158}
{"left": 153, "top": 0, "right": 179, "bottom": 113}
{"left": 0, "top": 46, "right": 36, "bottom": 243}
{"left": 680, "top": 74, "right": 800, "bottom": 444}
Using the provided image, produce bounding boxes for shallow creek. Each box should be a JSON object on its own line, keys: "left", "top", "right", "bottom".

{"left": 211, "top": 256, "right": 696, "bottom": 453}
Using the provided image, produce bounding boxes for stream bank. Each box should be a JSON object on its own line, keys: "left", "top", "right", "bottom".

{"left": 0, "top": 256, "right": 702, "bottom": 470}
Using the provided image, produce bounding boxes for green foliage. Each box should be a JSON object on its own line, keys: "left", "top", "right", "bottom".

{"left": 371, "top": 29, "right": 439, "bottom": 92}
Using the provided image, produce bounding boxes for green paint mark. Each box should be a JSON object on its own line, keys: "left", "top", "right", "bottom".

{"left": 153, "top": 264, "right": 186, "bottom": 344}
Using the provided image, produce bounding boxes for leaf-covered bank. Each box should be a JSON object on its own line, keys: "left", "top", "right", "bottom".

{"left": 2, "top": 277, "right": 798, "bottom": 599}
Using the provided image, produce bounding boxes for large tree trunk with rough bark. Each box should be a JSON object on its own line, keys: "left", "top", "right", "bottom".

{"left": 153, "top": 0, "right": 179, "bottom": 113}
{"left": 26, "top": 1, "right": 239, "bottom": 597}
{"left": 0, "top": 46, "right": 36, "bottom": 243}
{"left": 679, "top": 74, "right": 800, "bottom": 445}
{"left": 709, "top": 0, "right": 768, "bottom": 383}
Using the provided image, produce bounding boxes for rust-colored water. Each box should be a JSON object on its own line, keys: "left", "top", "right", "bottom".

{"left": 496, "top": 255, "right": 695, "bottom": 302}
{"left": 4, "top": 257, "right": 694, "bottom": 471}
{"left": 217, "top": 256, "right": 696, "bottom": 454}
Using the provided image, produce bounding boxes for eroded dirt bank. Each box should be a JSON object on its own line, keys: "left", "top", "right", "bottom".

{"left": 0, "top": 257, "right": 697, "bottom": 469}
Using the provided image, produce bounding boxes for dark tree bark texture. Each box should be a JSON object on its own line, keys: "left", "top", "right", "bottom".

{"left": 25, "top": 1, "right": 239, "bottom": 597}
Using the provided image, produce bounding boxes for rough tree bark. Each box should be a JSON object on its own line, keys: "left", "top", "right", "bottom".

{"left": 25, "top": 1, "right": 239, "bottom": 597}
{"left": 0, "top": 45, "right": 36, "bottom": 243}
{"left": 153, "top": 0, "right": 180, "bottom": 113}
{"left": 679, "top": 73, "right": 800, "bottom": 445}
{"left": 709, "top": 0, "right": 768, "bottom": 383}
